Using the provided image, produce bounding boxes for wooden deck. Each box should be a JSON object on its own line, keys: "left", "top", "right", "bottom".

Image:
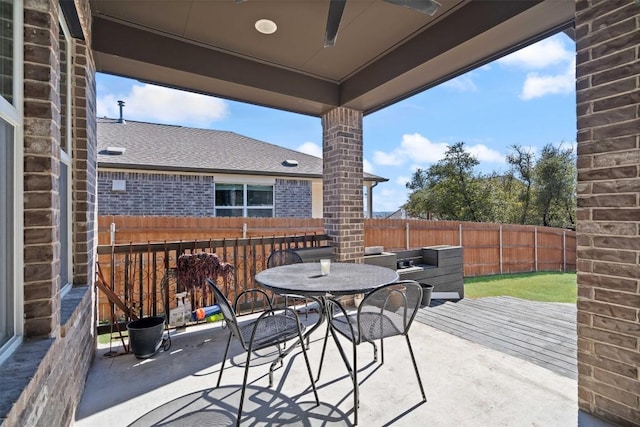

{"left": 415, "top": 296, "right": 577, "bottom": 379}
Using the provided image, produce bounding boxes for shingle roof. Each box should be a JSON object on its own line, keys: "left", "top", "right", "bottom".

{"left": 97, "top": 118, "right": 387, "bottom": 182}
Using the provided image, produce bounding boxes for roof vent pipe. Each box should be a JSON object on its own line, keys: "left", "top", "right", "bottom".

{"left": 117, "top": 100, "right": 126, "bottom": 124}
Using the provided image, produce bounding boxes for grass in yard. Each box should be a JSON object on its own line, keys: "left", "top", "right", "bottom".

{"left": 464, "top": 271, "right": 576, "bottom": 303}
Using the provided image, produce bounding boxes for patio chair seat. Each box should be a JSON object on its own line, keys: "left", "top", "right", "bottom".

{"left": 331, "top": 311, "right": 404, "bottom": 343}
{"left": 237, "top": 314, "right": 304, "bottom": 350}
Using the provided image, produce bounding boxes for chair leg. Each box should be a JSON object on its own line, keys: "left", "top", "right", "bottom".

{"left": 237, "top": 345, "right": 253, "bottom": 427}
{"left": 330, "top": 328, "right": 359, "bottom": 425}
{"left": 380, "top": 338, "right": 384, "bottom": 364}
{"left": 405, "top": 335, "right": 426, "bottom": 402}
{"left": 298, "top": 326, "right": 320, "bottom": 405}
{"left": 217, "top": 332, "right": 232, "bottom": 388}
{"left": 268, "top": 341, "right": 288, "bottom": 387}
{"left": 316, "top": 321, "right": 331, "bottom": 381}
{"left": 352, "top": 341, "right": 359, "bottom": 426}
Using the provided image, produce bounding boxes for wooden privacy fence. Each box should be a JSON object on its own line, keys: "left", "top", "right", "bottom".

{"left": 96, "top": 216, "right": 576, "bottom": 324}
{"left": 99, "top": 216, "right": 576, "bottom": 278}
{"left": 364, "top": 219, "right": 576, "bottom": 276}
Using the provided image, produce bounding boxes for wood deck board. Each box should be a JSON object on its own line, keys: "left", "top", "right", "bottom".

{"left": 463, "top": 297, "right": 577, "bottom": 323}
{"left": 448, "top": 300, "right": 577, "bottom": 344}
{"left": 414, "top": 312, "right": 577, "bottom": 379}
{"left": 425, "top": 302, "right": 577, "bottom": 354}
{"left": 415, "top": 309, "right": 576, "bottom": 366}
{"left": 458, "top": 297, "right": 577, "bottom": 326}
{"left": 416, "top": 296, "right": 577, "bottom": 379}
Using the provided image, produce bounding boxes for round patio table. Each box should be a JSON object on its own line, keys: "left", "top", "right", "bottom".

{"left": 256, "top": 262, "right": 400, "bottom": 385}
{"left": 254, "top": 262, "right": 399, "bottom": 297}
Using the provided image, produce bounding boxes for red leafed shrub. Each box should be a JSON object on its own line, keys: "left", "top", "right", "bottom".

{"left": 176, "top": 252, "right": 234, "bottom": 293}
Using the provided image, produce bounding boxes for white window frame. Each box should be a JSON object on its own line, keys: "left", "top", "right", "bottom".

{"left": 0, "top": 0, "right": 24, "bottom": 365}
{"left": 58, "top": 8, "right": 73, "bottom": 296}
{"left": 214, "top": 183, "right": 274, "bottom": 218}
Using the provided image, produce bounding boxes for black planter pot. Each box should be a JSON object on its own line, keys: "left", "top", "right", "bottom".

{"left": 420, "top": 283, "right": 434, "bottom": 307}
{"left": 127, "top": 316, "right": 165, "bottom": 359}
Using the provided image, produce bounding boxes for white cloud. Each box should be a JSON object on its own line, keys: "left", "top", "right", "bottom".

{"left": 467, "top": 144, "right": 505, "bottom": 163}
{"left": 297, "top": 141, "right": 322, "bottom": 158}
{"left": 373, "top": 133, "right": 449, "bottom": 167}
{"left": 363, "top": 159, "right": 374, "bottom": 174}
{"left": 498, "top": 37, "right": 572, "bottom": 69}
{"left": 373, "top": 133, "right": 505, "bottom": 170}
{"left": 97, "top": 83, "right": 228, "bottom": 127}
{"left": 373, "top": 150, "right": 403, "bottom": 166}
{"left": 521, "top": 59, "right": 576, "bottom": 100}
{"left": 401, "top": 134, "right": 449, "bottom": 163}
{"left": 442, "top": 75, "right": 477, "bottom": 92}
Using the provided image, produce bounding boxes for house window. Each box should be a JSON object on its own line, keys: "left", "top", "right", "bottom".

{"left": 58, "top": 12, "right": 72, "bottom": 293}
{"left": 215, "top": 183, "right": 274, "bottom": 217}
{"left": 0, "top": 0, "right": 13, "bottom": 104}
{"left": 1, "top": 0, "right": 23, "bottom": 363}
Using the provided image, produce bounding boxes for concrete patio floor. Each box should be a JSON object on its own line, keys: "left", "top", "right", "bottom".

{"left": 72, "top": 304, "right": 591, "bottom": 427}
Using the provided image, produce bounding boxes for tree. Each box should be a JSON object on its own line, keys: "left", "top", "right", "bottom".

{"left": 533, "top": 143, "right": 576, "bottom": 228}
{"left": 403, "top": 141, "right": 577, "bottom": 229}
{"left": 506, "top": 145, "right": 536, "bottom": 224}
{"left": 404, "top": 142, "right": 492, "bottom": 221}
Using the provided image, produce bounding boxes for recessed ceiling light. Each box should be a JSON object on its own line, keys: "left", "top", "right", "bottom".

{"left": 255, "top": 19, "right": 277, "bottom": 35}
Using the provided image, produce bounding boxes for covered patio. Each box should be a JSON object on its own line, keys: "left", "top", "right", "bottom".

{"left": 2, "top": 0, "right": 639, "bottom": 426}
{"left": 75, "top": 298, "right": 582, "bottom": 427}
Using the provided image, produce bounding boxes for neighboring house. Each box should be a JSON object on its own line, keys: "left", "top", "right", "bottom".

{"left": 97, "top": 116, "right": 387, "bottom": 218}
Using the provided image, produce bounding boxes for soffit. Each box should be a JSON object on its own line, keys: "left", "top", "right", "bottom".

{"left": 90, "top": 0, "right": 575, "bottom": 116}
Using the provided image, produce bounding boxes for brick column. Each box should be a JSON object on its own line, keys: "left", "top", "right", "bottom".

{"left": 23, "top": 0, "right": 62, "bottom": 337}
{"left": 72, "top": 40, "right": 97, "bottom": 286}
{"left": 575, "top": 1, "right": 640, "bottom": 425}
{"left": 321, "top": 107, "right": 364, "bottom": 262}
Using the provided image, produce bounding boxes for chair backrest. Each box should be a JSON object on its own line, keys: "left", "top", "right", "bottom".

{"left": 267, "top": 249, "right": 304, "bottom": 268}
{"left": 357, "top": 280, "right": 422, "bottom": 342}
{"left": 206, "top": 278, "right": 244, "bottom": 345}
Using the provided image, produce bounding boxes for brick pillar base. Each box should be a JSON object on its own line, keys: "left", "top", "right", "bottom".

{"left": 321, "top": 107, "right": 364, "bottom": 262}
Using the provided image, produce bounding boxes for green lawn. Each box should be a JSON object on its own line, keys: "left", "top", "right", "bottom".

{"left": 464, "top": 271, "right": 576, "bottom": 303}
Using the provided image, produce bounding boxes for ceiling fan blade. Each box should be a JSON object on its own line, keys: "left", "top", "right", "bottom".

{"left": 325, "top": 0, "right": 347, "bottom": 47}
{"left": 383, "top": 0, "right": 441, "bottom": 16}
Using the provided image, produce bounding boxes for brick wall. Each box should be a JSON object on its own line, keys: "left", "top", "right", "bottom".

{"left": 98, "top": 172, "right": 314, "bottom": 218}
{"left": 575, "top": 0, "right": 640, "bottom": 425}
{"left": 322, "top": 107, "right": 364, "bottom": 262}
{"left": 1, "top": 0, "right": 97, "bottom": 426}
{"left": 98, "top": 171, "right": 216, "bottom": 216}
{"left": 1, "top": 288, "right": 93, "bottom": 427}
{"left": 274, "top": 178, "right": 312, "bottom": 217}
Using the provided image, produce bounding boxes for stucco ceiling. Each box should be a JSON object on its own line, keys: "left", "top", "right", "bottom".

{"left": 90, "top": 0, "right": 575, "bottom": 117}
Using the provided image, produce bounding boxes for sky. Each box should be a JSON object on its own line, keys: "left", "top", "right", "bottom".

{"left": 96, "top": 32, "right": 576, "bottom": 214}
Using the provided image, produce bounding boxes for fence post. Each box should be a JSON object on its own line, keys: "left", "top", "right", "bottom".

{"left": 243, "top": 223, "right": 247, "bottom": 239}
{"left": 563, "top": 230, "right": 566, "bottom": 273}
{"left": 406, "top": 222, "right": 410, "bottom": 249}
{"left": 110, "top": 222, "right": 116, "bottom": 245}
{"left": 459, "top": 223, "right": 462, "bottom": 247}
{"left": 534, "top": 226, "right": 538, "bottom": 272}
{"left": 499, "top": 224, "right": 503, "bottom": 275}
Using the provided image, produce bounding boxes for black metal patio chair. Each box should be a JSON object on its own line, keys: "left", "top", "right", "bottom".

{"left": 206, "top": 278, "right": 319, "bottom": 427}
{"left": 325, "top": 280, "right": 426, "bottom": 425}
